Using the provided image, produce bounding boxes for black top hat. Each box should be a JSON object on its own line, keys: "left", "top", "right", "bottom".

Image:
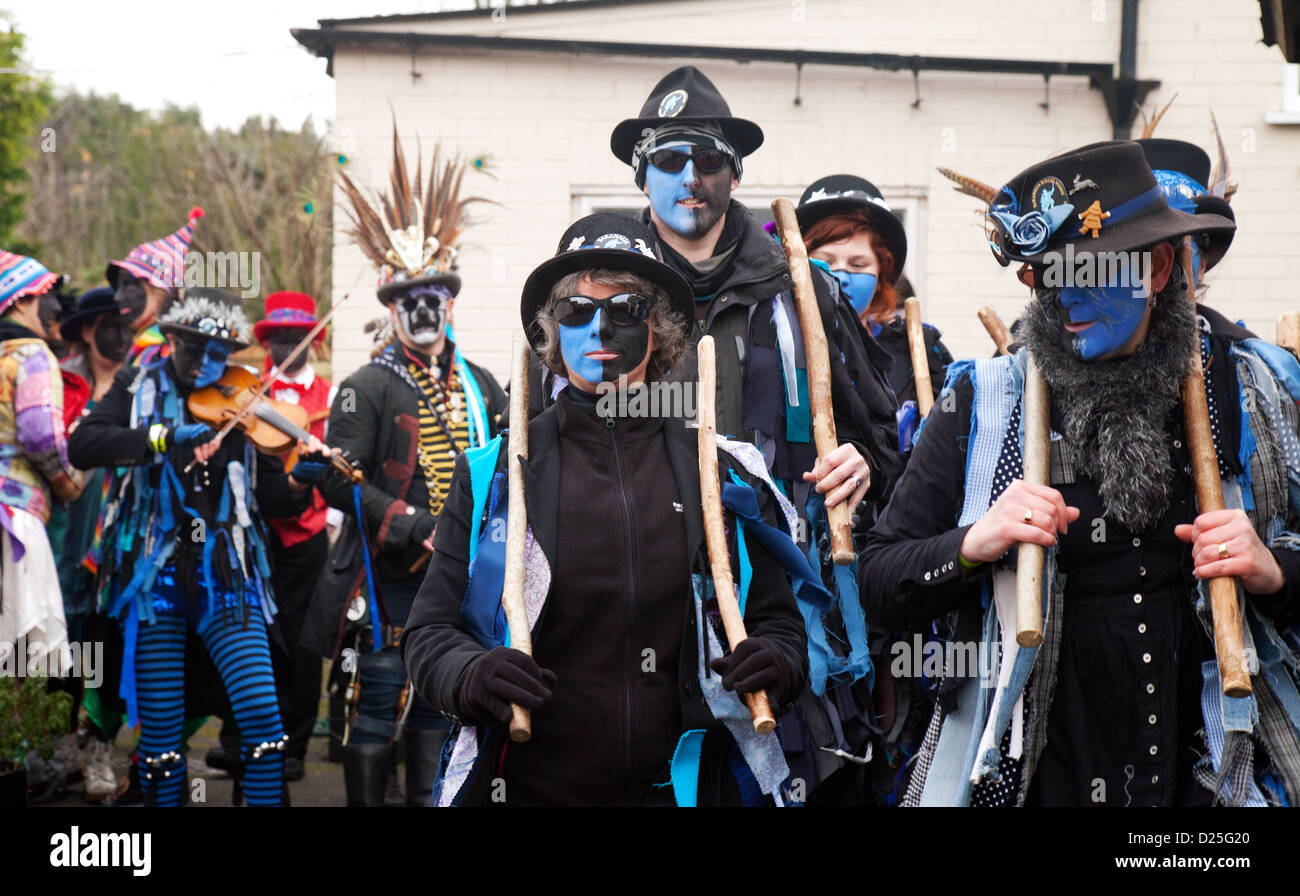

{"left": 520, "top": 213, "right": 694, "bottom": 349}
{"left": 1136, "top": 138, "right": 1234, "bottom": 271}
{"left": 985, "top": 140, "right": 1234, "bottom": 267}
{"left": 60, "top": 286, "right": 126, "bottom": 344}
{"left": 796, "top": 174, "right": 908, "bottom": 279}
{"left": 610, "top": 66, "right": 764, "bottom": 168}
{"left": 376, "top": 271, "right": 462, "bottom": 306}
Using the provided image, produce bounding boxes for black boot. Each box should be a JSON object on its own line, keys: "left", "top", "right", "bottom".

{"left": 342, "top": 743, "right": 389, "bottom": 807}
{"left": 405, "top": 729, "right": 446, "bottom": 807}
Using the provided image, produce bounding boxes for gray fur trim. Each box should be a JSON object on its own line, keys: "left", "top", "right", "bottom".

{"left": 1019, "top": 262, "right": 1194, "bottom": 532}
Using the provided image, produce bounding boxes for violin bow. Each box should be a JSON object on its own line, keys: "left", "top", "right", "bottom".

{"left": 183, "top": 292, "right": 351, "bottom": 473}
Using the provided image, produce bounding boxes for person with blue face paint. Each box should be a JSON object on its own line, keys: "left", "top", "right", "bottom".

{"left": 68, "top": 287, "right": 331, "bottom": 806}
{"left": 862, "top": 140, "right": 1300, "bottom": 809}
{"left": 612, "top": 67, "right": 905, "bottom": 807}
{"left": 403, "top": 213, "right": 808, "bottom": 806}
{"left": 798, "top": 174, "right": 952, "bottom": 445}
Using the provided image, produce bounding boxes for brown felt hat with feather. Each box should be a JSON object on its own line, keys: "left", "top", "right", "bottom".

{"left": 337, "top": 119, "right": 495, "bottom": 305}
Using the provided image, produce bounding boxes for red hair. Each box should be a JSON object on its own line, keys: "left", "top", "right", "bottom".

{"left": 803, "top": 210, "right": 899, "bottom": 326}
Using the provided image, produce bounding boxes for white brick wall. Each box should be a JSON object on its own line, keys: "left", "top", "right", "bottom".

{"left": 323, "top": 0, "right": 1300, "bottom": 381}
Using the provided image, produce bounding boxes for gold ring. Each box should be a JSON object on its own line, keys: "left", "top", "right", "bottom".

{"left": 1218, "top": 542, "right": 1230, "bottom": 559}
{"left": 1022, "top": 508, "right": 1034, "bottom": 524}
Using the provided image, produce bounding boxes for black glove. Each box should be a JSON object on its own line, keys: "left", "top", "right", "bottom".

{"left": 455, "top": 647, "right": 557, "bottom": 727}
{"left": 290, "top": 450, "right": 332, "bottom": 483}
{"left": 709, "top": 637, "right": 793, "bottom": 709}
{"left": 410, "top": 511, "right": 437, "bottom": 548}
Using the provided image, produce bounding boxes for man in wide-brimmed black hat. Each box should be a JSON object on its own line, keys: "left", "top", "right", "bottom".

{"left": 403, "top": 213, "right": 811, "bottom": 806}
{"left": 611, "top": 65, "right": 903, "bottom": 804}
{"left": 862, "top": 140, "right": 1300, "bottom": 808}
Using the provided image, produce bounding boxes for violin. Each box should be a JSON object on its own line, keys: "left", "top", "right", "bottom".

{"left": 187, "top": 366, "right": 363, "bottom": 483}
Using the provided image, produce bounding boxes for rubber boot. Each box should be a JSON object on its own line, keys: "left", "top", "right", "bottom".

{"left": 342, "top": 743, "right": 389, "bottom": 807}
{"left": 405, "top": 729, "right": 447, "bottom": 807}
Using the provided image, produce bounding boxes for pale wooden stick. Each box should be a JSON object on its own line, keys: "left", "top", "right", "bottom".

{"left": 1277, "top": 312, "right": 1300, "bottom": 361}
{"left": 771, "top": 198, "right": 854, "bottom": 565}
{"left": 1180, "top": 240, "right": 1251, "bottom": 698}
{"left": 904, "top": 297, "right": 935, "bottom": 419}
{"left": 1015, "top": 353, "right": 1049, "bottom": 648}
{"left": 503, "top": 332, "right": 536, "bottom": 740}
{"left": 698, "top": 336, "right": 776, "bottom": 734}
{"left": 978, "top": 306, "right": 1013, "bottom": 356}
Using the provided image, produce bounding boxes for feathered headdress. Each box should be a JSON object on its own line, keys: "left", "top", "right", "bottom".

{"left": 337, "top": 119, "right": 494, "bottom": 303}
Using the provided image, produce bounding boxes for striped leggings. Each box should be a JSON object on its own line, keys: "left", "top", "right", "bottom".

{"left": 135, "top": 590, "right": 285, "bottom": 806}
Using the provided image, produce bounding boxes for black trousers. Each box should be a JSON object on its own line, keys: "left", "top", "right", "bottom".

{"left": 268, "top": 529, "right": 329, "bottom": 760}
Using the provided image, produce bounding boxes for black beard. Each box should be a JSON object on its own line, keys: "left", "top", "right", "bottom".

{"left": 1019, "top": 276, "right": 1194, "bottom": 533}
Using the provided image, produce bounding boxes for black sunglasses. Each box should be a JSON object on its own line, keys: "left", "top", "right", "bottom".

{"left": 552, "top": 293, "right": 652, "bottom": 328}
{"left": 648, "top": 148, "right": 729, "bottom": 175}
{"left": 399, "top": 292, "right": 448, "bottom": 313}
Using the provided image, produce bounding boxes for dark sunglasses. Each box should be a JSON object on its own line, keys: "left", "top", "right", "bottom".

{"left": 552, "top": 293, "right": 652, "bottom": 328}
{"left": 399, "top": 292, "right": 448, "bottom": 313}
{"left": 648, "top": 148, "right": 729, "bottom": 175}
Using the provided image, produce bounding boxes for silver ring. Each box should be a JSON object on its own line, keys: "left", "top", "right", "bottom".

{"left": 850, "top": 475, "right": 861, "bottom": 491}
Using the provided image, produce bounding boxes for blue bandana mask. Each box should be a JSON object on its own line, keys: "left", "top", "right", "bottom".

{"left": 196, "top": 339, "right": 232, "bottom": 387}
{"left": 832, "top": 270, "right": 878, "bottom": 316}
{"left": 1058, "top": 262, "right": 1148, "bottom": 361}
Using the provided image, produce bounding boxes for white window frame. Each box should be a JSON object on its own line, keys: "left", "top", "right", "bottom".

{"left": 571, "top": 184, "right": 926, "bottom": 296}
{"left": 1266, "top": 63, "right": 1300, "bottom": 125}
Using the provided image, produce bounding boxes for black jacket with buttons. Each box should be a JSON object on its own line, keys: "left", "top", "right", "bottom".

{"left": 401, "top": 388, "right": 808, "bottom": 806}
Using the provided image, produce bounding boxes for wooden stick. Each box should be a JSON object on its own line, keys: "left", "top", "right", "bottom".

{"left": 502, "top": 332, "right": 535, "bottom": 741}
{"left": 697, "top": 335, "right": 776, "bottom": 734}
{"left": 771, "top": 197, "right": 854, "bottom": 566}
{"left": 1179, "top": 240, "right": 1251, "bottom": 698}
{"left": 978, "top": 306, "right": 1013, "bottom": 356}
{"left": 1277, "top": 312, "right": 1300, "bottom": 361}
{"left": 1015, "top": 353, "right": 1049, "bottom": 648}
{"left": 904, "top": 297, "right": 935, "bottom": 419}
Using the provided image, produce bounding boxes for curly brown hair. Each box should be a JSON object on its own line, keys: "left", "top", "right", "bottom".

{"left": 533, "top": 268, "right": 689, "bottom": 383}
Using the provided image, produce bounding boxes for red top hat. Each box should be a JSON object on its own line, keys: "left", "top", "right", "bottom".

{"left": 254, "top": 291, "right": 324, "bottom": 345}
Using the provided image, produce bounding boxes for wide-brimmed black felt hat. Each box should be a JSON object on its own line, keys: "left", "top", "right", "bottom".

{"left": 796, "top": 174, "right": 908, "bottom": 279}
{"left": 610, "top": 66, "right": 764, "bottom": 169}
{"left": 520, "top": 213, "right": 694, "bottom": 349}
{"left": 985, "top": 140, "right": 1235, "bottom": 267}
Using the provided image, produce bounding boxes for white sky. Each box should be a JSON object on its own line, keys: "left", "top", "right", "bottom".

{"left": 5, "top": 1, "right": 465, "bottom": 131}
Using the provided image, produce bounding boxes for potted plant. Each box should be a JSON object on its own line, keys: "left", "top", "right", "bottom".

{"left": 0, "top": 674, "right": 73, "bottom": 806}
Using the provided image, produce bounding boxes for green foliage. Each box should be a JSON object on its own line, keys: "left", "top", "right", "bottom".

{"left": 17, "top": 91, "right": 332, "bottom": 312}
{"left": 0, "top": 675, "right": 72, "bottom": 769}
{"left": 0, "top": 12, "right": 52, "bottom": 251}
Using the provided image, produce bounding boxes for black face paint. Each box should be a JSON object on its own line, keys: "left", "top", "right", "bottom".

{"left": 267, "top": 331, "right": 310, "bottom": 374}
{"left": 115, "top": 276, "right": 148, "bottom": 324}
{"left": 37, "top": 292, "right": 65, "bottom": 352}
{"left": 92, "top": 316, "right": 132, "bottom": 363}
{"left": 557, "top": 302, "right": 651, "bottom": 384}
{"left": 168, "top": 336, "right": 207, "bottom": 388}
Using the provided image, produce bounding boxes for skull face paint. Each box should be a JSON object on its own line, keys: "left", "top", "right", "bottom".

{"left": 558, "top": 304, "right": 651, "bottom": 387}
{"left": 393, "top": 284, "right": 451, "bottom": 347}
{"left": 644, "top": 144, "right": 732, "bottom": 240}
{"left": 1057, "top": 259, "right": 1148, "bottom": 361}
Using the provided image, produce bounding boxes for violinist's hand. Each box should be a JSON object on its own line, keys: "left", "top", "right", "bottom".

{"left": 289, "top": 435, "right": 332, "bottom": 489}
{"left": 192, "top": 438, "right": 222, "bottom": 466}
{"left": 802, "top": 443, "right": 871, "bottom": 509}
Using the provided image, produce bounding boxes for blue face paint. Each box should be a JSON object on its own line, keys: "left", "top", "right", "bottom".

{"left": 644, "top": 143, "right": 731, "bottom": 239}
{"left": 832, "top": 270, "right": 878, "bottom": 316}
{"left": 1058, "top": 260, "right": 1148, "bottom": 361}
{"left": 195, "top": 339, "right": 232, "bottom": 387}
{"left": 557, "top": 305, "right": 651, "bottom": 387}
